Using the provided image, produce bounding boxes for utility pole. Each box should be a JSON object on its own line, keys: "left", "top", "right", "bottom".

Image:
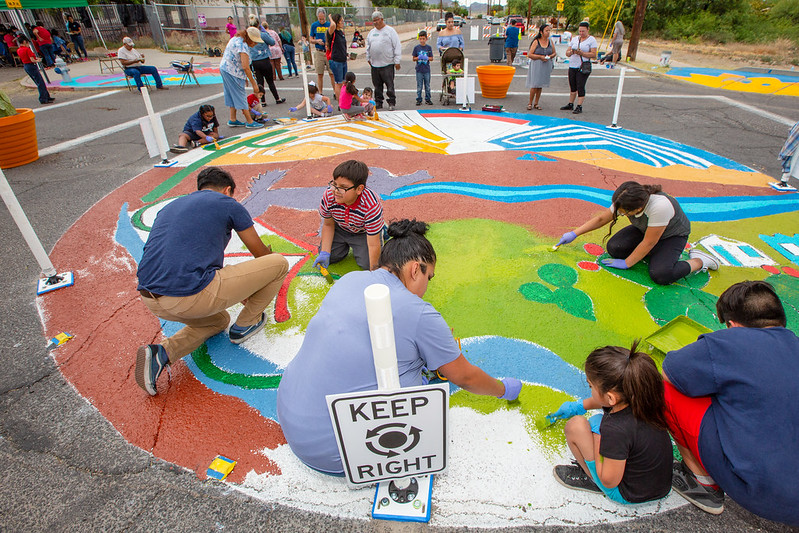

{"left": 626, "top": 0, "right": 647, "bottom": 61}
{"left": 440, "top": 0, "right": 443, "bottom": 18}
{"left": 527, "top": 0, "right": 532, "bottom": 27}
{"left": 295, "top": 0, "right": 310, "bottom": 64}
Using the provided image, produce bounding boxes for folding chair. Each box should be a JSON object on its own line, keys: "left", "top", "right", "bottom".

{"left": 98, "top": 48, "right": 121, "bottom": 73}
{"left": 178, "top": 56, "right": 199, "bottom": 87}
{"left": 124, "top": 70, "right": 152, "bottom": 92}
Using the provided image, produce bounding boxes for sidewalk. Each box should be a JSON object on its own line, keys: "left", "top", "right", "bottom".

{"left": 25, "top": 25, "right": 427, "bottom": 92}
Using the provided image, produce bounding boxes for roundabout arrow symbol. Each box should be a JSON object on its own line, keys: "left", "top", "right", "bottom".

{"left": 403, "top": 426, "right": 422, "bottom": 453}
{"left": 366, "top": 442, "right": 399, "bottom": 458}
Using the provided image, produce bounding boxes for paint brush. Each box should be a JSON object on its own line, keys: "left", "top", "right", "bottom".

{"left": 213, "top": 139, "right": 221, "bottom": 150}
{"left": 318, "top": 265, "right": 334, "bottom": 284}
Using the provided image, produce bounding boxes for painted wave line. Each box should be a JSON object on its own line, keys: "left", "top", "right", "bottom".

{"left": 383, "top": 183, "right": 799, "bottom": 221}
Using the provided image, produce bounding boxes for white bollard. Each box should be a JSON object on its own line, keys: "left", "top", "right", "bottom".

{"left": 364, "top": 283, "right": 401, "bottom": 391}
{"left": 607, "top": 67, "right": 627, "bottom": 130}
{"left": 0, "top": 168, "right": 56, "bottom": 278}
{"left": 140, "top": 87, "right": 173, "bottom": 166}
{"left": 299, "top": 50, "right": 313, "bottom": 120}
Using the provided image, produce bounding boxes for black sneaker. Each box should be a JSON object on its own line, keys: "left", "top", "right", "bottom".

{"left": 671, "top": 461, "right": 724, "bottom": 515}
{"left": 275, "top": 98, "right": 286, "bottom": 104}
{"left": 229, "top": 312, "right": 266, "bottom": 344}
{"left": 170, "top": 145, "right": 189, "bottom": 154}
{"left": 426, "top": 100, "right": 434, "bottom": 105}
{"left": 416, "top": 100, "right": 422, "bottom": 106}
{"left": 553, "top": 464, "right": 602, "bottom": 494}
{"left": 560, "top": 103, "right": 574, "bottom": 111}
{"left": 135, "top": 344, "right": 170, "bottom": 396}
{"left": 573, "top": 105, "right": 583, "bottom": 114}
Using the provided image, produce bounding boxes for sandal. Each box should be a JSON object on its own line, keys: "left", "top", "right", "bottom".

{"left": 526, "top": 104, "right": 533, "bottom": 110}
{"left": 534, "top": 104, "right": 542, "bottom": 110}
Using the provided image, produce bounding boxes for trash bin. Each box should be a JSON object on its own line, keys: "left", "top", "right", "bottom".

{"left": 489, "top": 36, "right": 505, "bottom": 63}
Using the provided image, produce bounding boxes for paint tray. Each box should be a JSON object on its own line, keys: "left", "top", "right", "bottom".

{"left": 645, "top": 316, "right": 712, "bottom": 358}
{"left": 481, "top": 105, "right": 503, "bottom": 112}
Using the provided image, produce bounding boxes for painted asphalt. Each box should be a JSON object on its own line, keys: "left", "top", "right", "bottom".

{"left": 1, "top": 22, "right": 798, "bottom": 532}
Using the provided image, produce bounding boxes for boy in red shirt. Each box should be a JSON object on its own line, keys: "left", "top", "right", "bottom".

{"left": 16, "top": 35, "right": 53, "bottom": 105}
{"left": 312, "top": 160, "right": 384, "bottom": 271}
{"left": 32, "top": 21, "right": 55, "bottom": 67}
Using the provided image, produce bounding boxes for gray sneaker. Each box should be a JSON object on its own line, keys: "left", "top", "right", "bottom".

{"left": 229, "top": 312, "right": 266, "bottom": 344}
{"left": 672, "top": 461, "right": 724, "bottom": 515}
{"left": 553, "top": 464, "right": 602, "bottom": 494}
{"left": 689, "top": 249, "right": 719, "bottom": 271}
{"left": 135, "top": 344, "right": 170, "bottom": 396}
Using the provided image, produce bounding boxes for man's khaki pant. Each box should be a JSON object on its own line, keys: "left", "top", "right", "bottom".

{"left": 142, "top": 254, "right": 289, "bottom": 362}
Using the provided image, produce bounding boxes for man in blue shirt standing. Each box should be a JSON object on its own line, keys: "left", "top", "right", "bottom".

{"left": 135, "top": 167, "right": 289, "bottom": 396}
{"left": 309, "top": 7, "right": 335, "bottom": 96}
{"left": 504, "top": 22, "right": 520, "bottom": 66}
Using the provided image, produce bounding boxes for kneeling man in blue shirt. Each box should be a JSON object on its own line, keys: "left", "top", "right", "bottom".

{"left": 135, "top": 166, "right": 289, "bottom": 396}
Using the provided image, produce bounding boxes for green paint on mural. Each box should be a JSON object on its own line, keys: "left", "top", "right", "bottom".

{"left": 130, "top": 196, "right": 182, "bottom": 231}
{"left": 191, "top": 343, "right": 281, "bottom": 389}
{"left": 251, "top": 235, "right": 308, "bottom": 254}
{"left": 519, "top": 282, "right": 554, "bottom": 303}
{"left": 451, "top": 383, "right": 573, "bottom": 458}
{"left": 539, "top": 263, "right": 578, "bottom": 288}
{"left": 766, "top": 273, "right": 799, "bottom": 332}
{"left": 645, "top": 285, "right": 721, "bottom": 330}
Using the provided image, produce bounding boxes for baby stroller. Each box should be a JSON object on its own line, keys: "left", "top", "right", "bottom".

{"left": 439, "top": 47, "right": 464, "bottom": 106}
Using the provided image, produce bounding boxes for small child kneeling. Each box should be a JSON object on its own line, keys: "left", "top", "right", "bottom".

{"left": 171, "top": 104, "right": 222, "bottom": 153}
{"left": 546, "top": 342, "right": 673, "bottom": 505}
{"left": 339, "top": 72, "right": 375, "bottom": 120}
{"left": 289, "top": 84, "right": 334, "bottom": 117}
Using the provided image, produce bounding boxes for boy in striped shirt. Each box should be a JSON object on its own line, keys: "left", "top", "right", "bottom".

{"left": 312, "top": 160, "right": 385, "bottom": 271}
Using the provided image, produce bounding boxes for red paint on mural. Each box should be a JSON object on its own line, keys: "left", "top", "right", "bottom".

{"left": 762, "top": 265, "right": 781, "bottom": 275}
{"left": 583, "top": 243, "right": 604, "bottom": 256}
{"left": 782, "top": 266, "right": 799, "bottom": 278}
{"left": 577, "top": 261, "right": 600, "bottom": 271}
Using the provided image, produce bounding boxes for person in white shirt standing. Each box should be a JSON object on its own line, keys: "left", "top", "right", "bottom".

{"left": 117, "top": 37, "right": 167, "bottom": 91}
{"left": 365, "top": 11, "right": 401, "bottom": 111}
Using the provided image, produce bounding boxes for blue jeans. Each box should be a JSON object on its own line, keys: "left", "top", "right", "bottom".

{"left": 416, "top": 70, "right": 431, "bottom": 102}
{"left": 283, "top": 44, "right": 298, "bottom": 76}
{"left": 39, "top": 43, "right": 55, "bottom": 67}
{"left": 328, "top": 59, "right": 347, "bottom": 84}
{"left": 71, "top": 34, "right": 87, "bottom": 58}
{"left": 24, "top": 63, "right": 51, "bottom": 103}
{"left": 124, "top": 65, "right": 164, "bottom": 89}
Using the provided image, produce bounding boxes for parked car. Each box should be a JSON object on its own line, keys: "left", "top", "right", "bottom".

{"left": 453, "top": 16, "right": 464, "bottom": 27}
{"left": 437, "top": 18, "right": 446, "bottom": 31}
{"left": 507, "top": 14, "right": 525, "bottom": 35}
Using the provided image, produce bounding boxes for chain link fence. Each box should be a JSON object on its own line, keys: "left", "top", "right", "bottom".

{"left": 0, "top": 4, "right": 439, "bottom": 57}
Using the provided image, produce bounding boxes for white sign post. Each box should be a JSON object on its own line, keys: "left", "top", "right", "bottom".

{"left": 327, "top": 383, "right": 449, "bottom": 486}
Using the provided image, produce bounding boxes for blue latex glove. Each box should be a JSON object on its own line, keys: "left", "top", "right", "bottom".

{"left": 601, "top": 258, "right": 629, "bottom": 270}
{"left": 312, "top": 251, "right": 330, "bottom": 269}
{"left": 326, "top": 105, "right": 334, "bottom": 113}
{"left": 498, "top": 378, "right": 522, "bottom": 401}
{"left": 290, "top": 107, "right": 298, "bottom": 112}
{"left": 369, "top": 100, "right": 376, "bottom": 106}
{"left": 205, "top": 135, "right": 214, "bottom": 143}
{"left": 589, "top": 413, "right": 603, "bottom": 434}
{"left": 252, "top": 110, "right": 262, "bottom": 118}
{"left": 556, "top": 231, "right": 577, "bottom": 247}
{"left": 218, "top": 135, "right": 225, "bottom": 140}
{"left": 546, "top": 400, "right": 587, "bottom": 424}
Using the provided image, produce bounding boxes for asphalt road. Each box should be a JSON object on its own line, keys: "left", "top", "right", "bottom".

{"left": 1, "top": 23, "right": 797, "bottom": 532}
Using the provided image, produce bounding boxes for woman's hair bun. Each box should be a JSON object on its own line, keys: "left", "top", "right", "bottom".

{"left": 386, "top": 219, "right": 428, "bottom": 239}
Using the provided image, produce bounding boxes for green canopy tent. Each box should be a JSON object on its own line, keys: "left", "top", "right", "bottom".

{"left": 0, "top": 1, "right": 88, "bottom": 8}
{"left": 0, "top": 0, "right": 108, "bottom": 50}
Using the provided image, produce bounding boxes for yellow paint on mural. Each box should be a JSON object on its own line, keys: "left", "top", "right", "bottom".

{"left": 545, "top": 149, "right": 772, "bottom": 187}
{"left": 666, "top": 72, "right": 799, "bottom": 97}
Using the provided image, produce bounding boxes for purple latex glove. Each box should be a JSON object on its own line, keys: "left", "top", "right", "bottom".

{"left": 327, "top": 105, "right": 334, "bottom": 113}
{"left": 498, "top": 378, "right": 522, "bottom": 401}
{"left": 601, "top": 258, "right": 629, "bottom": 270}
{"left": 205, "top": 135, "right": 214, "bottom": 143}
{"left": 312, "top": 251, "right": 330, "bottom": 269}
{"left": 218, "top": 134, "right": 225, "bottom": 140}
{"left": 589, "top": 413, "right": 603, "bottom": 434}
{"left": 556, "top": 231, "right": 577, "bottom": 247}
{"left": 289, "top": 107, "right": 297, "bottom": 112}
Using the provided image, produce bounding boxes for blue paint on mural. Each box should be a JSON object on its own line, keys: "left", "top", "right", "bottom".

{"left": 760, "top": 233, "right": 799, "bottom": 265}
{"left": 384, "top": 183, "right": 799, "bottom": 221}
